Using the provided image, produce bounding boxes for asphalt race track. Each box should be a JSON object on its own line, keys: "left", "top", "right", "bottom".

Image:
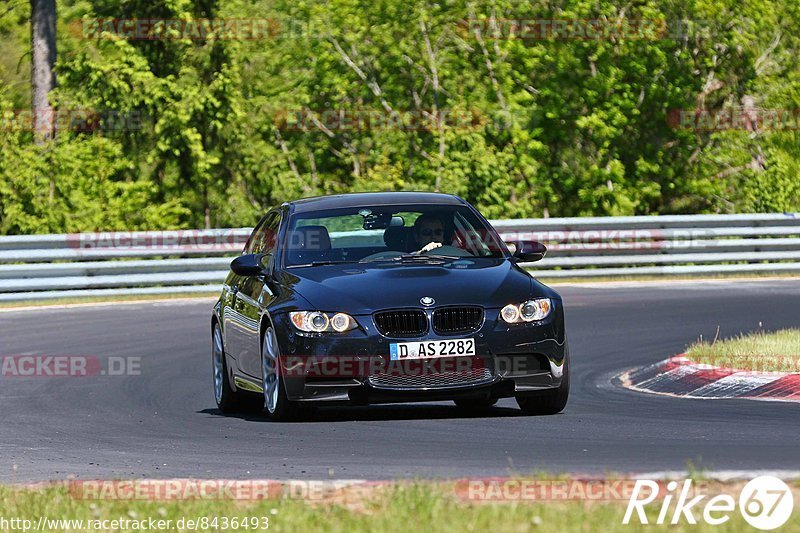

{"left": 2, "top": 279, "right": 799, "bottom": 482}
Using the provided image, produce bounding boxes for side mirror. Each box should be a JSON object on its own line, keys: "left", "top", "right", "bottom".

{"left": 230, "top": 253, "right": 267, "bottom": 276}
{"left": 508, "top": 240, "right": 547, "bottom": 262}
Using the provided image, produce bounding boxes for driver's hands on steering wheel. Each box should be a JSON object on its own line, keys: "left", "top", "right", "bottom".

{"left": 412, "top": 242, "right": 443, "bottom": 255}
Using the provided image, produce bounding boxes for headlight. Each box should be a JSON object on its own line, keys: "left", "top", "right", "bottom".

{"left": 500, "top": 298, "right": 552, "bottom": 324}
{"left": 289, "top": 311, "right": 357, "bottom": 333}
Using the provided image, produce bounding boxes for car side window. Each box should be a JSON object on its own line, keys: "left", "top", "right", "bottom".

{"left": 245, "top": 212, "right": 281, "bottom": 255}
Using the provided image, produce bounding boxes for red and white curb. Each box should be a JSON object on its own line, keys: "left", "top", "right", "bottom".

{"left": 619, "top": 355, "right": 800, "bottom": 402}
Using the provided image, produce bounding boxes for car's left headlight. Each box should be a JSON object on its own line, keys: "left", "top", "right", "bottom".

{"left": 289, "top": 311, "right": 358, "bottom": 333}
{"left": 500, "top": 298, "right": 552, "bottom": 324}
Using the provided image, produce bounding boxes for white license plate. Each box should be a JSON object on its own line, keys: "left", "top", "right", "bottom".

{"left": 389, "top": 338, "right": 476, "bottom": 360}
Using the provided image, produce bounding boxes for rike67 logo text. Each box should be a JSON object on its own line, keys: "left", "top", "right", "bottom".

{"left": 624, "top": 476, "right": 794, "bottom": 530}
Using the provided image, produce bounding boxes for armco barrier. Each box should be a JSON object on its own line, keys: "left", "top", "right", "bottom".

{"left": 0, "top": 214, "right": 798, "bottom": 301}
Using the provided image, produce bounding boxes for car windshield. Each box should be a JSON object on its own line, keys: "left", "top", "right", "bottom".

{"left": 283, "top": 204, "right": 507, "bottom": 268}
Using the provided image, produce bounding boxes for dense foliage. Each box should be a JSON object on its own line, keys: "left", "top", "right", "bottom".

{"left": 1, "top": 0, "right": 799, "bottom": 233}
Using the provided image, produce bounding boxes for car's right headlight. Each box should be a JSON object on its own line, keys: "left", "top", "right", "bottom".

{"left": 289, "top": 311, "right": 358, "bottom": 333}
{"left": 500, "top": 298, "right": 552, "bottom": 324}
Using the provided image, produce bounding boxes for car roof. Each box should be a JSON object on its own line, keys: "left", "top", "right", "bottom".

{"left": 287, "top": 192, "right": 465, "bottom": 214}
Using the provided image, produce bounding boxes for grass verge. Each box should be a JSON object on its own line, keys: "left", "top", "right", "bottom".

{"left": 686, "top": 328, "right": 800, "bottom": 372}
{"left": 1, "top": 480, "right": 798, "bottom": 532}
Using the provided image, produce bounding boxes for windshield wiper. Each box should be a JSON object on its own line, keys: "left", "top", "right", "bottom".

{"left": 360, "top": 254, "right": 452, "bottom": 264}
{"left": 420, "top": 254, "right": 461, "bottom": 260}
{"left": 359, "top": 255, "right": 402, "bottom": 263}
{"left": 287, "top": 260, "right": 358, "bottom": 268}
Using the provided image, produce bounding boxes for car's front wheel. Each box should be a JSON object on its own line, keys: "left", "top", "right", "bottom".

{"left": 515, "top": 344, "right": 570, "bottom": 416}
{"left": 212, "top": 321, "right": 249, "bottom": 413}
{"left": 261, "top": 326, "right": 306, "bottom": 421}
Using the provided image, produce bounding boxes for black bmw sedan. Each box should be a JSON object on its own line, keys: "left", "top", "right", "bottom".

{"left": 211, "top": 192, "right": 568, "bottom": 420}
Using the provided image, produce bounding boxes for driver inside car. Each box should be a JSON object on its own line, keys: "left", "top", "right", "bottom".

{"left": 411, "top": 213, "right": 446, "bottom": 254}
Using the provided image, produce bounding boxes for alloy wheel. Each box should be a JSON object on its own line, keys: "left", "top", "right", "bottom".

{"left": 212, "top": 323, "right": 224, "bottom": 405}
{"left": 262, "top": 327, "right": 281, "bottom": 413}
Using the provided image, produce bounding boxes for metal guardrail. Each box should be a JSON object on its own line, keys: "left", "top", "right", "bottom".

{"left": 0, "top": 214, "right": 798, "bottom": 301}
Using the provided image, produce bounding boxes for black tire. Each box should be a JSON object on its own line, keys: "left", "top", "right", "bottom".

{"left": 212, "top": 321, "right": 249, "bottom": 413}
{"left": 453, "top": 397, "right": 498, "bottom": 410}
{"left": 515, "top": 344, "right": 570, "bottom": 416}
{"left": 266, "top": 373, "right": 308, "bottom": 422}
{"left": 261, "top": 326, "right": 307, "bottom": 422}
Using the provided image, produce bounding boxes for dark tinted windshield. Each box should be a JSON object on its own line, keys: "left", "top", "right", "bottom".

{"left": 283, "top": 204, "right": 506, "bottom": 267}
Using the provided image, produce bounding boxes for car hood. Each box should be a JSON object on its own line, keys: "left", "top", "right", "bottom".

{"left": 278, "top": 258, "right": 558, "bottom": 314}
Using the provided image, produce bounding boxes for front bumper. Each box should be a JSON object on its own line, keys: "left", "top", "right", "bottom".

{"left": 272, "top": 302, "right": 566, "bottom": 404}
